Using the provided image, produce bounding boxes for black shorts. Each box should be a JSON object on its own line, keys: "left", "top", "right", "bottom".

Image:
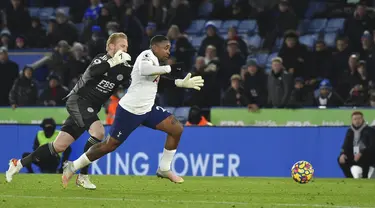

{"left": 61, "top": 94, "right": 101, "bottom": 140}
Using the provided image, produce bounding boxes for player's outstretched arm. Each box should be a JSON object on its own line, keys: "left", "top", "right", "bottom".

{"left": 140, "top": 61, "right": 172, "bottom": 76}
{"left": 89, "top": 51, "right": 131, "bottom": 77}
{"left": 174, "top": 73, "right": 204, "bottom": 91}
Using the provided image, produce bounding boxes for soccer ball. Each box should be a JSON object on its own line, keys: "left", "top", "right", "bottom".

{"left": 291, "top": 161, "right": 314, "bottom": 184}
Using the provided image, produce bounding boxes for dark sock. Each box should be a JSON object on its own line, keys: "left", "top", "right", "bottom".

{"left": 20, "top": 143, "right": 58, "bottom": 167}
{"left": 80, "top": 136, "right": 101, "bottom": 175}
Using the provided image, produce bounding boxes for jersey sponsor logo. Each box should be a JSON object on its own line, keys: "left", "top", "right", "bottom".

{"left": 97, "top": 80, "right": 115, "bottom": 93}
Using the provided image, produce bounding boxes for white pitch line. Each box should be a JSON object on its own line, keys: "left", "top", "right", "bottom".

{"left": 0, "top": 195, "right": 373, "bottom": 208}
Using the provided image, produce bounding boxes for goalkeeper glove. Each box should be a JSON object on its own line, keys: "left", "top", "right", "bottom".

{"left": 107, "top": 50, "right": 131, "bottom": 68}
{"left": 175, "top": 73, "right": 204, "bottom": 91}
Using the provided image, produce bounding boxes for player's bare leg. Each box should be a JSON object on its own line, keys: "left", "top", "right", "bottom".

{"left": 75, "top": 121, "right": 105, "bottom": 190}
{"left": 6, "top": 131, "right": 74, "bottom": 182}
{"left": 155, "top": 115, "right": 184, "bottom": 183}
{"left": 62, "top": 136, "right": 120, "bottom": 188}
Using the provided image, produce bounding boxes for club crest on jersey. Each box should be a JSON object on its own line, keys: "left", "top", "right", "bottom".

{"left": 117, "top": 74, "right": 123, "bottom": 81}
{"left": 87, "top": 107, "right": 94, "bottom": 113}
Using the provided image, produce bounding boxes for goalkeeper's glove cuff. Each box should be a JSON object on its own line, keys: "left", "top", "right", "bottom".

{"left": 174, "top": 79, "right": 183, "bottom": 88}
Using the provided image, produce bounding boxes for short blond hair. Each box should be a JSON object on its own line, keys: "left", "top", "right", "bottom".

{"left": 106, "top": 32, "right": 128, "bottom": 51}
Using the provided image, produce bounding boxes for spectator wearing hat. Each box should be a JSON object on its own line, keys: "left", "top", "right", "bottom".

{"left": 278, "top": 30, "right": 308, "bottom": 78}
{"left": 226, "top": 26, "right": 248, "bottom": 57}
{"left": 0, "top": 29, "right": 12, "bottom": 49}
{"left": 243, "top": 60, "right": 268, "bottom": 109}
{"left": 222, "top": 74, "right": 248, "bottom": 106}
{"left": 5, "top": 0, "right": 31, "bottom": 37}
{"left": 288, "top": 77, "right": 313, "bottom": 108}
{"left": 166, "top": 25, "right": 194, "bottom": 69}
{"left": 87, "top": 25, "right": 106, "bottom": 59}
{"left": 0, "top": 46, "right": 19, "bottom": 106}
{"left": 9, "top": 66, "right": 38, "bottom": 109}
{"left": 307, "top": 40, "right": 333, "bottom": 87}
{"left": 27, "top": 17, "right": 47, "bottom": 48}
{"left": 313, "top": 79, "right": 343, "bottom": 107}
{"left": 38, "top": 75, "right": 69, "bottom": 106}
{"left": 198, "top": 21, "right": 225, "bottom": 57}
{"left": 267, "top": 57, "right": 293, "bottom": 108}
{"left": 220, "top": 40, "right": 246, "bottom": 91}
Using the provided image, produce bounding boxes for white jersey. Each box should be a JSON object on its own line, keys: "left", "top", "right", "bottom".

{"left": 119, "top": 50, "right": 171, "bottom": 115}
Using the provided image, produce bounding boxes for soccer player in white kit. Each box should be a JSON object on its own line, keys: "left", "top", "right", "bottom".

{"left": 61, "top": 35, "right": 204, "bottom": 187}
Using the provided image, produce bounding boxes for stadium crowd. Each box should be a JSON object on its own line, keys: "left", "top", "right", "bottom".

{"left": 1, "top": 0, "right": 375, "bottom": 111}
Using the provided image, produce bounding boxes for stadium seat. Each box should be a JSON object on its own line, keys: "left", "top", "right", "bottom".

{"left": 299, "top": 34, "right": 318, "bottom": 49}
{"left": 247, "top": 34, "right": 262, "bottom": 49}
{"left": 297, "top": 19, "right": 310, "bottom": 35}
{"left": 208, "top": 20, "right": 223, "bottom": 29}
{"left": 39, "top": 7, "right": 55, "bottom": 21}
{"left": 57, "top": 7, "right": 70, "bottom": 16}
{"left": 185, "top": 20, "right": 206, "bottom": 35}
{"left": 238, "top": 20, "right": 257, "bottom": 34}
{"left": 266, "top": 52, "right": 278, "bottom": 69}
{"left": 307, "top": 18, "right": 327, "bottom": 33}
{"left": 164, "top": 107, "right": 176, "bottom": 114}
{"left": 28, "top": 7, "right": 40, "bottom": 17}
{"left": 255, "top": 53, "right": 269, "bottom": 67}
{"left": 325, "top": 18, "right": 345, "bottom": 32}
{"left": 220, "top": 20, "right": 240, "bottom": 33}
{"left": 324, "top": 32, "right": 338, "bottom": 47}
{"left": 273, "top": 37, "right": 284, "bottom": 51}
{"left": 174, "top": 107, "right": 191, "bottom": 123}
{"left": 191, "top": 36, "right": 205, "bottom": 49}
{"left": 304, "top": 2, "right": 327, "bottom": 19}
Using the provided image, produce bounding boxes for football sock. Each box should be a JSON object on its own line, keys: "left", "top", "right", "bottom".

{"left": 20, "top": 143, "right": 58, "bottom": 167}
{"left": 159, "top": 148, "right": 176, "bottom": 171}
{"left": 80, "top": 136, "right": 101, "bottom": 175}
{"left": 73, "top": 154, "right": 92, "bottom": 172}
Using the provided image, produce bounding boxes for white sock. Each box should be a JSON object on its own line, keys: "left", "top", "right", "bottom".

{"left": 350, "top": 165, "right": 363, "bottom": 179}
{"left": 159, "top": 148, "right": 176, "bottom": 171}
{"left": 368, "top": 166, "right": 375, "bottom": 179}
{"left": 73, "top": 154, "right": 92, "bottom": 172}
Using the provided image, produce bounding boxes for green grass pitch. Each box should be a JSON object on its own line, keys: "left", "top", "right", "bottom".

{"left": 0, "top": 174, "right": 374, "bottom": 208}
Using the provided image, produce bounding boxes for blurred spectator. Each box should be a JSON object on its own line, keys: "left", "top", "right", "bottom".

{"left": 141, "top": 22, "right": 157, "bottom": 50}
{"left": 98, "top": 5, "right": 113, "bottom": 32}
{"left": 27, "top": 17, "right": 46, "bottom": 48}
{"left": 278, "top": 31, "right": 308, "bottom": 78}
{"left": 221, "top": 74, "right": 248, "bottom": 106}
{"left": 313, "top": 79, "right": 343, "bottom": 107}
{"left": 359, "top": 31, "right": 375, "bottom": 78}
{"left": 38, "top": 75, "right": 69, "bottom": 106}
{"left": 87, "top": 25, "right": 106, "bottom": 59}
{"left": 220, "top": 40, "right": 246, "bottom": 90}
{"left": 197, "top": 0, "right": 213, "bottom": 18}
{"left": 332, "top": 36, "right": 352, "bottom": 85}
{"left": 198, "top": 21, "right": 225, "bottom": 57}
{"left": 166, "top": 25, "right": 194, "bottom": 69}
{"left": 211, "top": 0, "right": 234, "bottom": 20}
{"left": 122, "top": 8, "right": 144, "bottom": 57}
{"left": 307, "top": 40, "right": 333, "bottom": 86}
{"left": 14, "top": 36, "right": 26, "bottom": 49}
{"left": 148, "top": 0, "right": 168, "bottom": 29}
{"left": 105, "top": 86, "right": 125, "bottom": 125}
{"left": 226, "top": 26, "right": 248, "bottom": 57}
{"left": 0, "top": 47, "right": 19, "bottom": 106}
{"left": 55, "top": 8, "right": 79, "bottom": 45}
{"left": 82, "top": 11, "right": 99, "bottom": 44}
{"left": 243, "top": 60, "right": 267, "bottom": 108}
{"left": 261, "top": 0, "right": 298, "bottom": 50}
{"left": 167, "top": 0, "right": 191, "bottom": 32}
{"left": 66, "top": 42, "right": 90, "bottom": 88}
{"left": 107, "top": 0, "right": 126, "bottom": 22}
{"left": 338, "top": 111, "right": 375, "bottom": 179}
{"left": 84, "top": 0, "right": 104, "bottom": 20}
{"left": 189, "top": 56, "right": 221, "bottom": 107}
{"left": 185, "top": 106, "right": 213, "bottom": 126}
{"left": 338, "top": 54, "right": 360, "bottom": 98}
{"left": 160, "top": 57, "right": 185, "bottom": 106}
{"left": 288, "top": 77, "right": 313, "bottom": 108}
{"left": 0, "top": 29, "right": 11, "bottom": 49}
{"left": 5, "top": 0, "right": 31, "bottom": 37}
{"left": 369, "top": 95, "right": 375, "bottom": 107}
{"left": 9, "top": 66, "right": 38, "bottom": 108}
{"left": 345, "top": 84, "right": 369, "bottom": 106}
{"left": 345, "top": 3, "right": 374, "bottom": 52}
{"left": 267, "top": 57, "right": 293, "bottom": 108}
{"left": 46, "top": 18, "right": 60, "bottom": 48}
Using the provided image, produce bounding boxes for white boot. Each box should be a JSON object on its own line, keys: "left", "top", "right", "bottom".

{"left": 350, "top": 165, "right": 363, "bottom": 179}
{"left": 76, "top": 174, "right": 96, "bottom": 190}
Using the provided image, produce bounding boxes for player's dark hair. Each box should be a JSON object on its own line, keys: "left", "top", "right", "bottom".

{"left": 150, "top": 35, "right": 169, "bottom": 47}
